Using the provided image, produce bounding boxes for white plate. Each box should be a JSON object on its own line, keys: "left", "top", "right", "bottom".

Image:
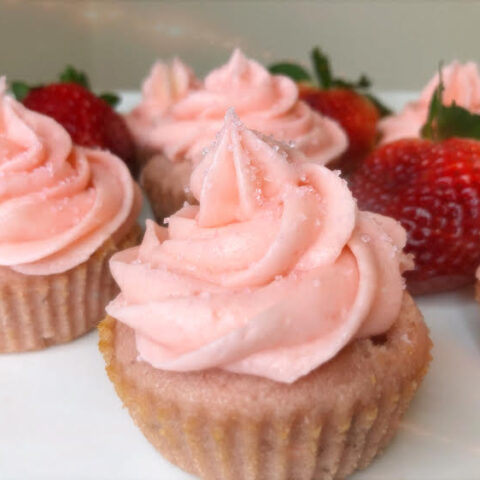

{"left": 1, "top": 93, "right": 480, "bottom": 480}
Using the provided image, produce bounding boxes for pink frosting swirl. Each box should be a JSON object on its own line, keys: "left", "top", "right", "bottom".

{"left": 127, "top": 49, "right": 347, "bottom": 165}
{"left": 126, "top": 58, "right": 200, "bottom": 149}
{"left": 380, "top": 61, "right": 480, "bottom": 144}
{"left": 0, "top": 78, "right": 140, "bottom": 276}
{"left": 108, "top": 110, "right": 411, "bottom": 383}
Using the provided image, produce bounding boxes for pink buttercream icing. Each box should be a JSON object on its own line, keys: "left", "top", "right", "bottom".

{"left": 0, "top": 78, "right": 140, "bottom": 276}
{"left": 108, "top": 109, "right": 411, "bottom": 384}
{"left": 127, "top": 58, "right": 200, "bottom": 149}
{"left": 127, "top": 49, "right": 347, "bottom": 165}
{"left": 380, "top": 61, "right": 480, "bottom": 144}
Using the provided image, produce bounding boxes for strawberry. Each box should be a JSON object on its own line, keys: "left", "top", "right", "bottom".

{"left": 11, "top": 66, "right": 138, "bottom": 176}
{"left": 350, "top": 76, "right": 480, "bottom": 294}
{"left": 299, "top": 85, "right": 380, "bottom": 162}
{"left": 270, "top": 48, "right": 391, "bottom": 175}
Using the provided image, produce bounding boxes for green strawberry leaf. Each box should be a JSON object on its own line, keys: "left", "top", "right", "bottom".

{"left": 59, "top": 65, "right": 91, "bottom": 89}
{"left": 421, "top": 77, "right": 444, "bottom": 140}
{"left": 332, "top": 74, "right": 371, "bottom": 90}
{"left": 311, "top": 47, "right": 332, "bottom": 88}
{"left": 268, "top": 62, "right": 312, "bottom": 82}
{"left": 99, "top": 92, "right": 120, "bottom": 108}
{"left": 421, "top": 69, "right": 480, "bottom": 141}
{"left": 355, "top": 74, "right": 371, "bottom": 89}
{"left": 10, "top": 81, "right": 31, "bottom": 101}
{"left": 363, "top": 93, "right": 392, "bottom": 116}
{"left": 438, "top": 103, "right": 480, "bottom": 139}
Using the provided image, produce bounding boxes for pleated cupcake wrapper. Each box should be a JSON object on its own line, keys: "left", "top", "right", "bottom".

{"left": 141, "top": 155, "right": 195, "bottom": 222}
{"left": 99, "top": 316, "right": 431, "bottom": 480}
{"left": 0, "top": 227, "right": 140, "bottom": 353}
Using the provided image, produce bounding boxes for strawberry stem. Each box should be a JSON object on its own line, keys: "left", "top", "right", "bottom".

{"left": 421, "top": 67, "right": 445, "bottom": 141}
{"left": 268, "top": 62, "right": 312, "bottom": 82}
{"left": 59, "top": 65, "right": 91, "bottom": 89}
{"left": 333, "top": 75, "right": 371, "bottom": 90}
{"left": 10, "top": 81, "right": 31, "bottom": 101}
{"left": 99, "top": 92, "right": 120, "bottom": 108}
{"left": 311, "top": 47, "right": 332, "bottom": 88}
{"left": 363, "top": 93, "right": 391, "bottom": 117}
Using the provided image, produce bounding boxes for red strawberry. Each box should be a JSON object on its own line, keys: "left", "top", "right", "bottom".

{"left": 350, "top": 78, "right": 480, "bottom": 294}
{"left": 299, "top": 84, "right": 380, "bottom": 161}
{"left": 12, "top": 67, "right": 138, "bottom": 176}
{"left": 270, "top": 48, "right": 390, "bottom": 175}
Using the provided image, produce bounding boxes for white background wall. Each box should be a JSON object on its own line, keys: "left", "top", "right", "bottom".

{"left": 1, "top": 0, "right": 479, "bottom": 91}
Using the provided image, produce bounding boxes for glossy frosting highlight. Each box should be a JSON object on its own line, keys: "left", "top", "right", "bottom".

{"left": 0, "top": 78, "right": 139, "bottom": 275}
{"left": 380, "top": 61, "right": 480, "bottom": 144}
{"left": 128, "top": 49, "right": 347, "bottom": 165}
{"left": 108, "top": 110, "right": 410, "bottom": 383}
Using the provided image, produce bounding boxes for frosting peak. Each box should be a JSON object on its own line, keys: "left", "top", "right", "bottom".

{"left": 198, "top": 49, "right": 299, "bottom": 118}
{"left": 380, "top": 61, "right": 480, "bottom": 144}
{"left": 211, "top": 48, "right": 250, "bottom": 84}
{"left": 127, "top": 49, "right": 348, "bottom": 166}
{"left": 141, "top": 58, "right": 199, "bottom": 116}
{"left": 191, "top": 109, "right": 295, "bottom": 227}
{"left": 195, "top": 109, "right": 262, "bottom": 227}
{"left": 108, "top": 112, "right": 409, "bottom": 383}
{"left": 0, "top": 77, "right": 139, "bottom": 275}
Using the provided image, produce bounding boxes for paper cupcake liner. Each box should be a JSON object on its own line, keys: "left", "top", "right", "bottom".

{"left": 140, "top": 154, "right": 195, "bottom": 222}
{"left": 0, "top": 226, "right": 141, "bottom": 353}
{"left": 99, "top": 293, "right": 431, "bottom": 480}
{"left": 134, "top": 143, "right": 159, "bottom": 169}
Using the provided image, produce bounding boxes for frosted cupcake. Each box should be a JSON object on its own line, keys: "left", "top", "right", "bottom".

{"left": 0, "top": 78, "right": 142, "bottom": 352}
{"left": 127, "top": 49, "right": 348, "bottom": 221}
{"left": 100, "top": 110, "right": 431, "bottom": 480}
{"left": 379, "top": 61, "right": 480, "bottom": 144}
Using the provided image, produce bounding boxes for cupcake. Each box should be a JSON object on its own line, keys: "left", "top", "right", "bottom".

{"left": 127, "top": 49, "right": 348, "bottom": 221}
{"left": 379, "top": 60, "right": 480, "bottom": 144}
{"left": 100, "top": 110, "right": 431, "bottom": 479}
{"left": 0, "top": 78, "right": 142, "bottom": 352}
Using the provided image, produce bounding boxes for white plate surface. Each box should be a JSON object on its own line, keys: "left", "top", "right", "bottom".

{"left": 1, "top": 93, "right": 480, "bottom": 480}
